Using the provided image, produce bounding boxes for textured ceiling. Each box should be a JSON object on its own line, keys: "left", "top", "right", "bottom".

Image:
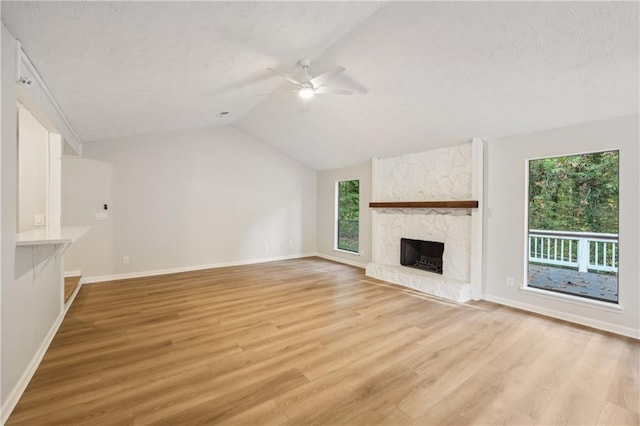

{"left": 2, "top": 1, "right": 638, "bottom": 170}
{"left": 235, "top": 1, "right": 639, "bottom": 169}
{"left": 1, "top": 1, "right": 381, "bottom": 142}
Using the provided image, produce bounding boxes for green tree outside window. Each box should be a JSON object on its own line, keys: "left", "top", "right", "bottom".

{"left": 337, "top": 180, "right": 359, "bottom": 252}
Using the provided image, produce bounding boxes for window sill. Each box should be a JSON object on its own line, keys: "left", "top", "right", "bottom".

{"left": 520, "top": 285, "right": 623, "bottom": 313}
{"left": 333, "top": 248, "right": 360, "bottom": 256}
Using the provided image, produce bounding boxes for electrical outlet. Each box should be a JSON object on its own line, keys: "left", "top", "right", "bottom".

{"left": 264, "top": 244, "right": 269, "bottom": 252}
{"left": 506, "top": 277, "right": 514, "bottom": 288}
{"left": 122, "top": 256, "right": 130, "bottom": 265}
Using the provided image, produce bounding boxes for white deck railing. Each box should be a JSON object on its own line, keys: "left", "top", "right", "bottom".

{"left": 528, "top": 230, "right": 618, "bottom": 273}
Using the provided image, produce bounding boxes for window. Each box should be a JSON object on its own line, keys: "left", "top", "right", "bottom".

{"left": 336, "top": 179, "right": 359, "bottom": 253}
{"left": 527, "top": 150, "right": 619, "bottom": 303}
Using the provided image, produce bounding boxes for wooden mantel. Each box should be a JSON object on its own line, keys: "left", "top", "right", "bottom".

{"left": 369, "top": 200, "right": 479, "bottom": 209}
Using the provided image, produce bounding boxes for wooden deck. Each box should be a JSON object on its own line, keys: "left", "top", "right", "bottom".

{"left": 8, "top": 257, "right": 638, "bottom": 425}
{"left": 528, "top": 264, "right": 618, "bottom": 302}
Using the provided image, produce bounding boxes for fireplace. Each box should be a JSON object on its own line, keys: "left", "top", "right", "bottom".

{"left": 366, "top": 141, "right": 481, "bottom": 302}
{"left": 400, "top": 238, "right": 444, "bottom": 274}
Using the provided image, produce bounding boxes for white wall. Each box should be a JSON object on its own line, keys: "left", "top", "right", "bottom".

{"left": 1, "top": 25, "right": 65, "bottom": 420}
{"left": 483, "top": 115, "right": 639, "bottom": 337}
{"left": 316, "top": 161, "right": 371, "bottom": 267}
{"left": 0, "top": 23, "right": 15, "bottom": 421}
{"left": 62, "top": 156, "right": 114, "bottom": 275}
{"left": 17, "top": 105, "right": 48, "bottom": 232}
{"left": 63, "top": 126, "right": 317, "bottom": 279}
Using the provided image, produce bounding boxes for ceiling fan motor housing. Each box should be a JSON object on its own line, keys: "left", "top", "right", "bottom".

{"left": 296, "top": 58, "right": 312, "bottom": 68}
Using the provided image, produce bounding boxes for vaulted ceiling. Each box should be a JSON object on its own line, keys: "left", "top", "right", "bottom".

{"left": 2, "top": 1, "right": 638, "bottom": 170}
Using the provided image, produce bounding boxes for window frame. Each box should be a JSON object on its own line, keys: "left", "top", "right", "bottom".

{"left": 523, "top": 149, "right": 620, "bottom": 305}
{"left": 334, "top": 179, "right": 360, "bottom": 254}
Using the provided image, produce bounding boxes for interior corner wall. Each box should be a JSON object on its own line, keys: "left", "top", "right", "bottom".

{"left": 483, "top": 115, "right": 639, "bottom": 337}
{"left": 2, "top": 25, "right": 65, "bottom": 420}
{"left": 62, "top": 126, "right": 317, "bottom": 279}
{"left": 316, "top": 161, "right": 372, "bottom": 267}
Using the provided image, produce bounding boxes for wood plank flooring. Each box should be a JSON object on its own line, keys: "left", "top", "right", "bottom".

{"left": 64, "top": 275, "right": 81, "bottom": 303}
{"left": 8, "top": 257, "right": 639, "bottom": 425}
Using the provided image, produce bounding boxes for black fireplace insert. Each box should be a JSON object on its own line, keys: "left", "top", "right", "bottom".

{"left": 400, "top": 238, "right": 444, "bottom": 274}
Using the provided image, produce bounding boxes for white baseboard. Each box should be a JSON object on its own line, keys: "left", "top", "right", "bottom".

{"left": 1, "top": 310, "right": 65, "bottom": 424}
{"left": 315, "top": 253, "right": 366, "bottom": 269}
{"left": 82, "top": 253, "right": 317, "bottom": 284}
{"left": 483, "top": 294, "right": 639, "bottom": 339}
{"left": 64, "top": 270, "right": 82, "bottom": 278}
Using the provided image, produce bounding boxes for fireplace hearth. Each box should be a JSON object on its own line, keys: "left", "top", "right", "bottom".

{"left": 400, "top": 238, "right": 444, "bottom": 274}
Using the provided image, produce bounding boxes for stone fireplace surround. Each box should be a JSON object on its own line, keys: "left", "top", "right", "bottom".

{"left": 366, "top": 139, "right": 483, "bottom": 302}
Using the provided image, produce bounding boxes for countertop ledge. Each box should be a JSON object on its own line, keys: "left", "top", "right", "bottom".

{"left": 16, "top": 226, "right": 89, "bottom": 246}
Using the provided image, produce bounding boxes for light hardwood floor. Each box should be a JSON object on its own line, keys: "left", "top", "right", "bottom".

{"left": 8, "top": 257, "right": 639, "bottom": 425}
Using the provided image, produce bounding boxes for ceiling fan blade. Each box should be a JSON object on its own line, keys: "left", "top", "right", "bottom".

{"left": 314, "top": 86, "right": 353, "bottom": 96}
{"left": 309, "top": 66, "right": 346, "bottom": 88}
{"left": 267, "top": 68, "right": 303, "bottom": 87}
{"left": 257, "top": 89, "right": 299, "bottom": 97}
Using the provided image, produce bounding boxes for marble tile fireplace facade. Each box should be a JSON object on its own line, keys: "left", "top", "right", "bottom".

{"left": 366, "top": 139, "right": 483, "bottom": 302}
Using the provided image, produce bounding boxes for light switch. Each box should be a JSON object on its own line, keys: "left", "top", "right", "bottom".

{"left": 34, "top": 214, "right": 45, "bottom": 226}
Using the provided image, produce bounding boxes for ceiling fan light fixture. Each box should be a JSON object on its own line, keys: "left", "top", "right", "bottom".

{"left": 268, "top": 59, "right": 350, "bottom": 99}
{"left": 299, "top": 87, "right": 314, "bottom": 99}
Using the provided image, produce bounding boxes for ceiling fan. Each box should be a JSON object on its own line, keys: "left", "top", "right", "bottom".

{"left": 267, "top": 58, "right": 353, "bottom": 99}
